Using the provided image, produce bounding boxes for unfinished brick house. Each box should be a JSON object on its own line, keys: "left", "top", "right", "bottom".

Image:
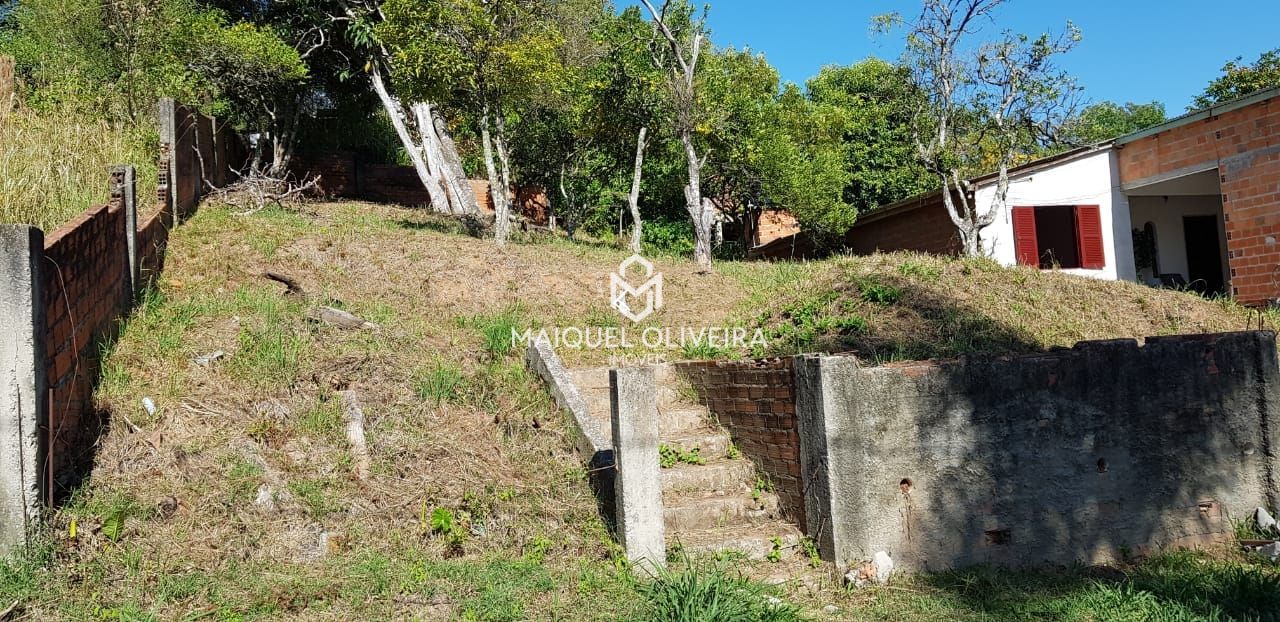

{"left": 755, "top": 87, "right": 1280, "bottom": 306}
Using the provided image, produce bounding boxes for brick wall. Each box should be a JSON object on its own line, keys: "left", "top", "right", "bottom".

{"left": 673, "top": 358, "right": 804, "bottom": 525}
{"left": 755, "top": 209, "right": 801, "bottom": 246}
{"left": 845, "top": 193, "right": 963, "bottom": 256}
{"left": 290, "top": 151, "right": 552, "bottom": 223}
{"left": 165, "top": 100, "right": 245, "bottom": 219}
{"left": 40, "top": 203, "right": 129, "bottom": 486}
{"left": 749, "top": 193, "right": 963, "bottom": 261}
{"left": 1117, "top": 93, "right": 1280, "bottom": 305}
{"left": 18, "top": 101, "right": 205, "bottom": 498}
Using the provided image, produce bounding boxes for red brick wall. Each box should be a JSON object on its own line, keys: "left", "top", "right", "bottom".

{"left": 755, "top": 210, "right": 801, "bottom": 246}
{"left": 673, "top": 358, "right": 804, "bottom": 525}
{"left": 846, "top": 194, "right": 963, "bottom": 256}
{"left": 169, "top": 104, "right": 244, "bottom": 218}
{"left": 1117, "top": 95, "right": 1280, "bottom": 305}
{"left": 290, "top": 152, "right": 551, "bottom": 223}
{"left": 41, "top": 203, "right": 129, "bottom": 485}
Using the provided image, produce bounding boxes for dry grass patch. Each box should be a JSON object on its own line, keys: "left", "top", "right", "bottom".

{"left": 0, "top": 107, "right": 158, "bottom": 231}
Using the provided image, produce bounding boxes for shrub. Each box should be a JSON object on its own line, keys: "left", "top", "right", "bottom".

{"left": 640, "top": 560, "right": 801, "bottom": 622}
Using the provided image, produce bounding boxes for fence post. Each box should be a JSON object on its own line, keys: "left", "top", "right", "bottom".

{"left": 111, "top": 165, "right": 139, "bottom": 303}
{"left": 610, "top": 366, "right": 665, "bottom": 573}
{"left": 157, "top": 98, "right": 178, "bottom": 222}
{"left": 0, "top": 226, "right": 46, "bottom": 555}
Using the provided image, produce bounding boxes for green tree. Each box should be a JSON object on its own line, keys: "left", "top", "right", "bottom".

{"left": 379, "top": 0, "right": 563, "bottom": 245}
{"left": 1061, "top": 100, "right": 1166, "bottom": 144}
{"left": 1193, "top": 48, "right": 1280, "bottom": 109}
{"left": 806, "top": 59, "right": 932, "bottom": 216}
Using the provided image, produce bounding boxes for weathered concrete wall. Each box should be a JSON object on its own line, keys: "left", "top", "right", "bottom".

{"left": 0, "top": 226, "right": 45, "bottom": 554}
{"left": 797, "top": 332, "right": 1280, "bottom": 572}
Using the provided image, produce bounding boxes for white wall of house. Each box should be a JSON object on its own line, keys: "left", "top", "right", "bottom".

{"left": 976, "top": 149, "right": 1135, "bottom": 281}
{"left": 1128, "top": 195, "right": 1228, "bottom": 285}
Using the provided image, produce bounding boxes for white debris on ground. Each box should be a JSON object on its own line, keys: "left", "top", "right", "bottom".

{"left": 844, "top": 551, "right": 894, "bottom": 588}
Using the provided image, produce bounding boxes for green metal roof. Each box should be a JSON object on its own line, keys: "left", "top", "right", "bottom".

{"left": 1114, "top": 86, "right": 1280, "bottom": 146}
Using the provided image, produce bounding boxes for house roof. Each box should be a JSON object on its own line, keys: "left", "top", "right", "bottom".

{"left": 856, "top": 143, "right": 1112, "bottom": 225}
{"left": 1114, "top": 86, "right": 1280, "bottom": 146}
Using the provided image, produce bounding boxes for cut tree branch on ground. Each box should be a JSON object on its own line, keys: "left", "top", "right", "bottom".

{"left": 206, "top": 171, "right": 321, "bottom": 215}
{"left": 262, "top": 272, "right": 306, "bottom": 296}
{"left": 340, "top": 390, "right": 371, "bottom": 481}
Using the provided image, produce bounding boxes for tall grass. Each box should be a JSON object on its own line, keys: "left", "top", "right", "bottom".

{"left": 0, "top": 107, "right": 158, "bottom": 231}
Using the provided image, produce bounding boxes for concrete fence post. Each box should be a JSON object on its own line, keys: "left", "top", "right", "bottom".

{"left": 0, "top": 226, "right": 46, "bottom": 555}
{"left": 111, "top": 165, "right": 139, "bottom": 302}
{"left": 610, "top": 366, "right": 665, "bottom": 573}
{"left": 157, "top": 98, "right": 178, "bottom": 222}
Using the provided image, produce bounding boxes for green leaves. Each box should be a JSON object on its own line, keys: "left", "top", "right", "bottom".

{"left": 1194, "top": 48, "right": 1280, "bottom": 110}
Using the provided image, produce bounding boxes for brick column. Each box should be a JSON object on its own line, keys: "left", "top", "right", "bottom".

{"left": 610, "top": 366, "right": 665, "bottom": 573}
{"left": 0, "top": 225, "right": 46, "bottom": 554}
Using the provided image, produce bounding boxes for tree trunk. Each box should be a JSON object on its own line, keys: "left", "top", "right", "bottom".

{"left": 368, "top": 65, "right": 449, "bottom": 211}
{"left": 494, "top": 113, "right": 514, "bottom": 245}
{"left": 628, "top": 126, "right": 648, "bottom": 254}
{"left": 481, "top": 111, "right": 510, "bottom": 246}
{"left": 269, "top": 101, "right": 302, "bottom": 178}
{"left": 431, "top": 110, "right": 481, "bottom": 215}
{"left": 680, "top": 131, "right": 712, "bottom": 270}
{"left": 411, "top": 102, "right": 455, "bottom": 213}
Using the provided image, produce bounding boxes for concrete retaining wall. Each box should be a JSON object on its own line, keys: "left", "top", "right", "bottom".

{"left": 797, "top": 331, "right": 1280, "bottom": 571}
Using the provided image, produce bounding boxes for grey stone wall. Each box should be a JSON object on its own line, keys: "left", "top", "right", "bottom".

{"left": 797, "top": 331, "right": 1280, "bottom": 572}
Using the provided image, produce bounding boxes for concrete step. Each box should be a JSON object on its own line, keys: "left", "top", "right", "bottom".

{"left": 582, "top": 393, "right": 706, "bottom": 435}
{"left": 663, "top": 490, "right": 781, "bottom": 532}
{"left": 660, "top": 429, "right": 731, "bottom": 460}
{"left": 661, "top": 459, "right": 755, "bottom": 494}
{"left": 670, "top": 523, "right": 805, "bottom": 562}
{"left": 658, "top": 407, "right": 709, "bottom": 436}
{"left": 571, "top": 365, "right": 680, "bottom": 390}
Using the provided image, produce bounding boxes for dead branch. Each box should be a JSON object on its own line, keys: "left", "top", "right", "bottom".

{"left": 340, "top": 390, "right": 371, "bottom": 481}
{"left": 206, "top": 171, "right": 321, "bottom": 215}
{"left": 262, "top": 272, "right": 306, "bottom": 296}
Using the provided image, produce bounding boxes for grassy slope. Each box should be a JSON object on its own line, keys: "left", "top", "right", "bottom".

{"left": 746, "top": 252, "right": 1269, "bottom": 362}
{"left": 0, "top": 201, "right": 1276, "bottom": 621}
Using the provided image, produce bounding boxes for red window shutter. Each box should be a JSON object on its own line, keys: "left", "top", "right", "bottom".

{"left": 1074, "top": 205, "right": 1105, "bottom": 269}
{"left": 1011, "top": 207, "right": 1039, "bottom": 266}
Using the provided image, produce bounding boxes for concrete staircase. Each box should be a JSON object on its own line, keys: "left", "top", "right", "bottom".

{"left": 569, "top": 364, "right": 805, "bottom": 562}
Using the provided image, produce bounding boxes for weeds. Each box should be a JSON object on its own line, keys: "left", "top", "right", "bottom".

{"left": 641, "top": 559, "right": 801, "bottom": 622}
{"left": 415, "top": 359, "right": 467, "bottom": 405}
{"left": 659, "top": 444, "right": 706, "bottom": 468}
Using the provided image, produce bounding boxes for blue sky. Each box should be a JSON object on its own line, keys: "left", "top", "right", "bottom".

{"left": 623, "top": 1, "right": 1280, "bottom": 113}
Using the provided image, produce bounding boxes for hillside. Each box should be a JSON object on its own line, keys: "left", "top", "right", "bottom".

{"left": 1, "top": 200, "right": 1273, "bottom": 620}
{"left": 748, "top": 252, "right": 1264, "bottom": 362}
